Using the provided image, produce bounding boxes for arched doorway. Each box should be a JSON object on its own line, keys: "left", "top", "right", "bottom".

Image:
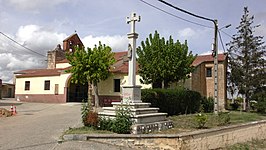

{"left": 67, "top": 82, "right": 88, "bottom": 102}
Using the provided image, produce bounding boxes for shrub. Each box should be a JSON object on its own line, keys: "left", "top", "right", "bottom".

{"left": 230, "top": 102, "right": 240, "bottom": 110}
{"left": 230, "top": 97, "right": 243, "bottom": 110}
{"left": 84, "top": 111, "right": 98, "bottom": 128}
{"left": 98, "top": 105, "right": 133, "bottom": 134}
{"left": 141, "top": 88, "right": 201, "bottom": 115}
{"left": 112, "top": 105, "right": 133, "bottom": 134}
{"left": 254, "top": 94, "right": 266, "bottom": 113}
{"left": 201, "top": 97, "right": 214, "bottom": 113}
{"left": 98, "top": 117, "right": 114, "bottom": 131}
{"left": 217, "top": 112, "right": 230, "bottom": 126}
{"left": 194, "top": 113, "right": 208, "bottom": 129}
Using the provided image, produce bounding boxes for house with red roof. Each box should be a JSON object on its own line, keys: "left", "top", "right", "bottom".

{"left": 191, "top": 54, "right": 228, "bottom": 110}
{"left": 14, "top": 33, "right": 227, "bottom": 110}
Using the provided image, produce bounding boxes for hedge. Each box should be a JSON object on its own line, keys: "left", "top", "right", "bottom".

{"left": 141, "top": 88, "right": 201, "bottom": 116}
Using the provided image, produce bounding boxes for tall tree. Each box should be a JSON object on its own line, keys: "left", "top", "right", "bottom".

{"left": 66, "top": 42, "right": 115, "bottom": 108}
{"left": 137, "top": 31, "right": 196, "bottom": 88}
{"left": 227, "top": 7, "right": 266, "bottom": 110}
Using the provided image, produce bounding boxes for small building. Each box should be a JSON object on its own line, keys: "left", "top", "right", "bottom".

{"left": 2, "top": 83, "right": 15, "bottom": 98}
{"left": 191, "top": 54, "right": 228, "bottom": 110}
{"left": 0, "top": 79, "right": 15, "bottom": 99}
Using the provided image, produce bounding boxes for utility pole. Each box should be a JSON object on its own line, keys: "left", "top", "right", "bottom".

{"left": 158, "top": 0, "right": 225, "bottom": 114}
{"left": 213, "top": 20, "right": 219, "bottom": 114}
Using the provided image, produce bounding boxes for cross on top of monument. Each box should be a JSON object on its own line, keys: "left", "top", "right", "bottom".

{"left": 126, "top": 12, "right": 141, "bottom": 34}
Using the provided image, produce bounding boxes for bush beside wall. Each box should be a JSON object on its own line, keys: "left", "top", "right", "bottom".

{"left": 141, "top": 88, "right": 201, "bottom": 116}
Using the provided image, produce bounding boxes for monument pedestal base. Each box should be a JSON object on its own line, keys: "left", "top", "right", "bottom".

{"left": 99, "top": 102, "right": 173, "bottom": 134}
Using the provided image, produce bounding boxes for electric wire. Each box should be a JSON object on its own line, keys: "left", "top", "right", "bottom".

{"left": 0, "top": 36, "right": 28, "bottom": 54}
{"left": 139, "top": 0, "right": 213, "bottom": 29}
{"left": 218, "top": 30, "right": 226, "bottom": 53}
{"left": 158, "top": 0, "right": 215, "bottom": 23}
{"left": 0, "top": 32, "right": 46, "bottom": 57}
{"left": 220, "top": 30, "right": 233, "bottom": 38}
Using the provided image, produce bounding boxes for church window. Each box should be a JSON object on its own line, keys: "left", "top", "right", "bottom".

{"left": 25, "top": 81, "right": 30, "bottom": 91}
{"left": 114, "top": 79, "right": 121, "bottom": 92}
{"left": 44, "top": 80, "right": 50, "bottom": 90}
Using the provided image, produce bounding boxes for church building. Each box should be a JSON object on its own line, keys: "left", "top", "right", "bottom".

{"left": 14, "top": 33, "right": 227, "bottom": 109}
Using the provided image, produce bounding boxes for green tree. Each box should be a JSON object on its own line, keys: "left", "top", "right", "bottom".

{"left": 227, "top": 7, "right": 266, "bottom": 110}
{"left": 66, "top": 42, "right": 115, "bottom": 108}
{"left": 137, "top": 30, "right": 196, "bottom": 88}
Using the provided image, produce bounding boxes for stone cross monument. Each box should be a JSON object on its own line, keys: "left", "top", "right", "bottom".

{"left": 99, "top": 12, "right": 173, "bottom": 134}
{"left": 122, "top": 12, "right": 142, "bottom": 103}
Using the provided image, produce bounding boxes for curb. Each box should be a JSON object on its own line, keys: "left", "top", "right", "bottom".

{"left": 62, "top": 120, "right": 266, "bottom": 141}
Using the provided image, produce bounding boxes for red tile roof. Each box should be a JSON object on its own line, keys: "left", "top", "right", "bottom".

{"left": 114, "top": 51, "right": 127, "bottom": 61}
{"left": 112, "top": 62, "right": 129, "bottom": 73}
{"left": 15, "top": 68, "right": 68, "bottom": 78}
{"left": 192, "top": 53, "right": 227, "bottom": 66}
{"left": 63, "top": 33, "right": 79, "bottom": 42}
{"left": 15, "top": 52, "right": 226, "bottom": 78}
{"left": 15, "top": 52, "right": 128, "bottom": 77}
{"left": 57, "top": 51, "right": 128, "bottom": 64}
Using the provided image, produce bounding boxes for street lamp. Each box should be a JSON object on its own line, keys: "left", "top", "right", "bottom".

{"left": 220, "top": 24, "right": 231, "bottom": 30}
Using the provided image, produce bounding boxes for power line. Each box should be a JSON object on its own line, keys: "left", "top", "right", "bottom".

{"left": 158, "top": 0, "right": 215, "bottom": 23}
{"left": 218, "top": 30, "right": 226, "bottom": 53}
{"left": 0, "top": 36, "right": 29, "bottom": 54}
{"left": 0, "top": 32, "right": 46, "bottom": 57}
{"left": 220, "top": 30, "right": 233, "bottom": 38}
{"left": 139, "top": 0, "right": 212, "bottom": 29}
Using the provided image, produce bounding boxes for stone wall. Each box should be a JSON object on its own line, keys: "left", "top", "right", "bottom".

{"left": 64, "top": 120, "right": 266, "bottom": 150}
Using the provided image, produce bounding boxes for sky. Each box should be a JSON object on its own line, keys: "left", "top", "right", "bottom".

{"left": 0, "top": 0, "right": 265, "bottom": 83}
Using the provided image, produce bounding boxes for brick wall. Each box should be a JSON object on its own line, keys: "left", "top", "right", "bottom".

{"left": 192, "top": 59, "right": 227, "bottom": 111}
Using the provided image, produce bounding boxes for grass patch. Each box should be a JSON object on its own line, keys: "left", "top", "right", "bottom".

{"left": 64, "top": 126, "right": 114, "bottom": 135}
{"left": 229, "top": 111, "right": 266, "bottom": 124}
{"left": 158, "top": 111, "right": 266, "bottom": 134}
{"left": 64, "top": 111, "right": 266, "bottom": 135}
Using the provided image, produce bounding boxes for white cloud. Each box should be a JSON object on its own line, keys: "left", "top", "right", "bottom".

{"left": 0, "top": 53, "right": 45, "bottom": 83}
{"left": 178, "top": 28, "right": 196, "bottom": 38}
{"left": 82, "top": 35, "right": 128, "bottom": 52}
{"left": 4, "top": 0, "right": 71, "bottom": 12}
{"left": 0, "top": 24, "right": 129, "bottom": 83}
{"left": 176, "top": 27, "right": 213, "bottom": 54}
{"left": 15, "top": 24, "right": 66, "bottom": 55}
{"left": 0, "top": 24, "right": 67, "bottom": 83}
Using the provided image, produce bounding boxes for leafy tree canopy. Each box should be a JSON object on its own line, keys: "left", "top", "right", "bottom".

{"left": 137, "top": 30, "right": 196, "bottom": 88}
{"left": 66, "top": 42, "right": 115, "bottom": 107}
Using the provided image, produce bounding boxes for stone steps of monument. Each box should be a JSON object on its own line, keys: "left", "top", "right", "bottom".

{"left": 99, "top": 111, "right": 167, "bottom": 124}
{"left": 101, "top": 107, "right": 160, "bottom": 115}
{"left": 111, "top": 102, "right": 151, "bottom": 109}
{"left": 133, "top": 113, "right": 167, "bottom": 124}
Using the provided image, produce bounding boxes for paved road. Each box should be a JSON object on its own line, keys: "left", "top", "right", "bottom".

{"left": 0, "top": 99, "right": 134, "bottom": 150}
